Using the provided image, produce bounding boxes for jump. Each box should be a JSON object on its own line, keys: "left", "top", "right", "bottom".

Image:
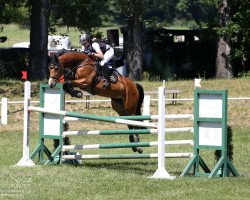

{"left": 48, "top": 51, "right": 145, "bottom": 153}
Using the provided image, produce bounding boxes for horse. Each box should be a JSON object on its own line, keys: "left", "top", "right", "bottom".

{"left": 48, "top": 51, "right": 145, "bottom": 154}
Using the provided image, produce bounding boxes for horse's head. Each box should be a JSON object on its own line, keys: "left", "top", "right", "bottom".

{"left": 48, "top": 54, "right": 63, "bottom": 88}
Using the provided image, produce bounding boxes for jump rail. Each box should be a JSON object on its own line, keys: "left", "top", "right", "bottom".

{"left": 16, "top": 80, "right": 239, "bottom": 178}
{"left": 17, "top": 82, "right": 182, "bottom": 179}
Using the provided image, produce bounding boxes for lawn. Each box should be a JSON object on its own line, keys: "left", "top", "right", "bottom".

{"left": 0, "top": 79, "right": 249, "bottom": 199}
{"left": 0, "top": 23, "right": 120, "bottom": 49}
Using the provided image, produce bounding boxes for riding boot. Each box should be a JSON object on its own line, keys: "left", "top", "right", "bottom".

{"left": 102, "top": 65, "right": 111, "bottom": 88}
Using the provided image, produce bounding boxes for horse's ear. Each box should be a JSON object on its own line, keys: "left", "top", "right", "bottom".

{"left": 54, "top": 54, "right": 59, "bottom": 63}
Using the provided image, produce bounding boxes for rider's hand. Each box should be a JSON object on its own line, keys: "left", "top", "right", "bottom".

{"left": 84, "top": 50, "right": 90, "bottom": 54}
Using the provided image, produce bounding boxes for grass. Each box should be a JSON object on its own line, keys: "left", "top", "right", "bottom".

{"left": 0, "top": 23, "right": 121, "bottom": 49}
{"left": 0, "top": 79, "right": 250, "bottom": 199}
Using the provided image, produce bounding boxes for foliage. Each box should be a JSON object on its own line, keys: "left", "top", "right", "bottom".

{"left": 0, "top": 1, "right": 28, "bottom": 27}
{"left": 237, "top": 70, "right": 250, "bottom": 79}
{"left": 0, "top": 49, "right": 28, "bottom": 79}
{"left": 1, "top": 0, "right": 249, "bottom": 79}
{"left": 202, "top": 0, "right": 250, "bottom": 72}
{"left": 1, "top": 0, "right": 109, "bottom": 35}
{"left": 49, "top": 0, "right": 109, "bottom": 34}
{"left": 212, "top": 0, "right": 250, "bottom": 60}
{"left": 229, "top": 0, "right": 250, "bottom": 61}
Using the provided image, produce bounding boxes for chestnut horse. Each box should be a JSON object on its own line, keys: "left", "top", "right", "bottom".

{"left": 48, "top": 52, "right": 144, "bottom": 153}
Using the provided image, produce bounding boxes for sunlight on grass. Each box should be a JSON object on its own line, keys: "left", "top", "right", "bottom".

{"left": 0, "top": 23, "right": 121, "bottom": 48}
{"left": 0, "top": 79, "right": 249, "bottom": 200}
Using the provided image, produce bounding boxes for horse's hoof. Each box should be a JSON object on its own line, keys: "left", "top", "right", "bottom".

{"left": 137, "top": 147, "right": 143, "bottom": 154}
{"left": 129, "top": 134, "right": 142, "bottom": 153}
{"left": 131, "top": 147, "right": 143, "bottom": 154}
{"left": 71, "top": 90, "right": 83, "bottom": 98}
{"left": 132, "top": 147, "right": 137, "bottom": 152}
{"left": 76, "top": 92, "right": 83, "bottom": 98}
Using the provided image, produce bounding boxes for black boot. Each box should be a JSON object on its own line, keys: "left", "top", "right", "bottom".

{"left": 102, "top": 65, "right": 111, "bottom": 88}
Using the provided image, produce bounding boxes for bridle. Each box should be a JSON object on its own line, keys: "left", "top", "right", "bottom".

{"left": 49, "top": 55, "right": 96, "bottom": 83}
{"left": 49, "top": 63, "right": 65, "bottom": 83}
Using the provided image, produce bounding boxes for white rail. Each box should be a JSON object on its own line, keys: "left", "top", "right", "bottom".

{"left": 1, "top": 96, "right": 250, "bottom": 125}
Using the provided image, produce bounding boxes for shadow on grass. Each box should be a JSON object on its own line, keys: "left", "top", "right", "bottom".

{"left": 66, "top": 159, "right": 158, "bottom": 176}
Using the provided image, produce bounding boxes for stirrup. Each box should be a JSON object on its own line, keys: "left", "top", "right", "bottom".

{"left": 103, "top": 79, "right": 110, "bottom": 88}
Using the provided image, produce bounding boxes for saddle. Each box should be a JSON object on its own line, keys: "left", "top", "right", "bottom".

{"left": 62, "top": 57, "right": 122, "bottom": 95}
{"left": 95, "top": 62, "right": 119, "bottom": 84}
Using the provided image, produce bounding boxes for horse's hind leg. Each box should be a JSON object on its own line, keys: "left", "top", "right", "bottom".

{"left": 128, "top": 126, "right": 143, "bottom": 154}
{"left": 124, "top": 83, "right": 145, "bottom": 154}
{"left": 111, "top": 96, "right": 144, "bottom": 154}
{"left": 53, "top": 123, "right": 81, "bottom": 165}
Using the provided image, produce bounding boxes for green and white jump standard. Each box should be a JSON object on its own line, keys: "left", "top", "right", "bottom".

{"left": 19, "top": 82, "right": 190, "bottom": 179}
{"left": 17, "top": 82, "right": 238, "bottom": 178}
{"left": 181, "top": 89, "right": 239, "bottom": 178}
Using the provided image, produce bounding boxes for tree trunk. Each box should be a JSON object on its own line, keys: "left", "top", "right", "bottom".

{"left": 216, "top": 36, "right": 233, "bottom": 78}
{"left": 215, "top": 0, "right": 233, "bottom": 78}
{"left": 29, "top": 0, "right": 49, "bottom": 80}
{"left": 126, "top": 3, "right": 143, "bottom": 81}
{"left": 241, "top": 53, "right": 247, "bottom": 72}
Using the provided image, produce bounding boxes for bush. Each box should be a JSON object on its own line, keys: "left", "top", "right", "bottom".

{"left": 0, "top": 48, "right": 29, "bottom": 79}
{"left": 238, "top": 70, "right": 250, "bottom": 79}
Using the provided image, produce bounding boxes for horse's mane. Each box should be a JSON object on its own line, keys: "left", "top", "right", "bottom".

{"left": 82, "top": 57, "right": 95, "bottom": 66}
{"left": 55, "top": 49, "right": 86, "bottom": 58}
{"left": 56, "top": 48, "right": 69, "bottom": 57}
{"left": 49, "top": 49, "right": 95, "bottom": 68}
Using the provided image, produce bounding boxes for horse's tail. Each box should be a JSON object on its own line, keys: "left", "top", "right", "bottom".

{"left": 135, "top": 83, "right": 144, "bottom": 115}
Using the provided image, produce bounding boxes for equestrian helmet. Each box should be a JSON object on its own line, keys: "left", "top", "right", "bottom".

{"left": 79, "top": 34, "right": 91, "bottom": 44}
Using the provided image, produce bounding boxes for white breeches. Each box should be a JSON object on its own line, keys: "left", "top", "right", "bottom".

{"left": 100, "top": 48, "right": 114, "bottom": 66}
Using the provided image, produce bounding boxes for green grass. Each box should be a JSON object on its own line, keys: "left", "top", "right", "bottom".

{"left": 0, "top": 79, "right": 250, "bottom": 199}
{"left": 0, "top": 23, "right": 121, "bottom": 49}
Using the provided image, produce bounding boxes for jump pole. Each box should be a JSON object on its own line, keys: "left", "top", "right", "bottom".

{"left": 16, "top": 81, "right": 35, "bottom": 167}
{"left": 28, "top": 106, "right": 158, "bottom": 128}
{"left": 149, "top": 86, "right": 175, "bottom": 179}
{"left": 17, "top": 83, "right": 176, "bottom": 178}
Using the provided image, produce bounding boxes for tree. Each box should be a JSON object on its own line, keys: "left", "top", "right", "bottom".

{"left": 113, "top": 0, "right": 144, "bottom": 81}
{"left": 49, "top": 0, "right": 108, "bottom": 33}
{"left": 0, "top": 0, "right": 49, "bottom": 80}
{"left": 0, "top": 1, "right": 26, "bottom": 25}
{"left": 202, "top": 0, "right": 250, "bottom": 77}
{"left": 112, "top": 0, "right": 217, "bottom": 80}
{"left": 27, "top": 0, "right": 108, "bottom": 80}
{"left": 27, "top": 0, "right": 50, "bottom": 80}
{"left": 229, "top": 0, "right": 250, "bottom": 73}
{"left": 215, "top": 0, "right": 233, "bottom": 78}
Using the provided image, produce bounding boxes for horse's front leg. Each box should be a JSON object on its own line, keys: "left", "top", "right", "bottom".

{"left": 63, "top": 82, "right": 83, "bottom": 98}
{"left": 70, "top": 78, "right": 89, "bottom": 89}
{"left": 63, "top": 78, "right": 91, "bottom": 98}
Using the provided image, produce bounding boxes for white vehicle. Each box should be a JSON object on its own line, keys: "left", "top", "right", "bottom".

{"left": 48, "top": 35, "right": 71, "bottom": 50}
{"left": 12, "top": 35, "right": 72, "bottom": 56}
{"left": 12, "top": 42, "right": 30, "bottom": 48}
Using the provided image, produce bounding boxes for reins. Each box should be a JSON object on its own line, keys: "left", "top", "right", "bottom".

{"left": 58, "top": 64, "right": 79, "bottom": 82}
{"left": 50, "top": 55, "right": 96, "bottom": 83}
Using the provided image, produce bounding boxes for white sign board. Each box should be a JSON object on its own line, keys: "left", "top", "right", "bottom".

{"left": 43, "top": 88, "right": 62, "bottom": 136}
{"left": 198, "top": 122, "right": 222, "bottom": 146}
{"left": 199, "top": 94, "right": 222, "bottom": 118}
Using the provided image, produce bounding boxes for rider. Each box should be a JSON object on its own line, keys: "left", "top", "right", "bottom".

{"left": 79, "top": 33, "right": 114, "bottom": 88}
